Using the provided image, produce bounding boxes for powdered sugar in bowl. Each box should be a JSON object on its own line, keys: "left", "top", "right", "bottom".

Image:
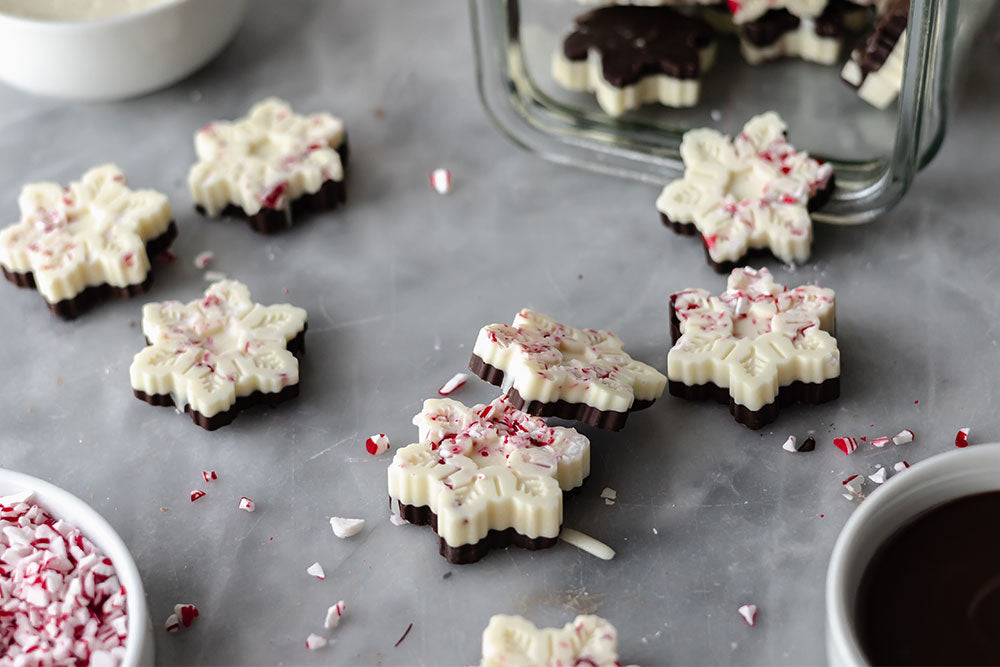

{"left": 0, "top": 469, "right": 152, "bottom": 666}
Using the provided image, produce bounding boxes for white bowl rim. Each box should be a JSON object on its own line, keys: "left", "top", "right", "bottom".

{"left": 0, "top": 467, "right": 149, "bottom": 665}
{"left": 825, "top": 442, "right": 1000, "bottom": 666}
{"left": 0, "top": 0, "right": 188, "bottom": 29}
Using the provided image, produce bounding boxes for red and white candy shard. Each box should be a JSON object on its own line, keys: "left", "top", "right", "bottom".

{"left": 193, "top": 250, "right": 214, "bottom": 269}
{"left": 429, "top": 168, "right": 452, "bottom": 195}
{"left": 0, "top": 164, "right": 173, "bottom": 307}
{"left": 437, "top": 372, "right": 468, "bottom": 396}
{"left": 238, "top": 497, "right": 255, "bottom": 512}
{"left": 389, "top": 396, "right": 591, "bottom": 554}
{"left": 305, "top": 633, "right": 328, "bottom": 650}
{"left": 190, "top": 489, "right": 206, "bottom": 502}
{"left": 782, "top": 435, "right": 797, "bottom": 452}
{"left": 129, "top": 280, "right": 307, "bottom": 423}
{"left": 834, "top": 437, "right": 858, "bottom": 455}
{"left": 473, "top": 309, "right": 667, "bottom": 419}
{"left": 870, "top": 437, "right": 890, "bottom": 448}
{"left": 365, "top": 433, "right": 390, "bottom": 456}
{"left": 956, "top": 427, "right": 970, "bottom": 448}
{"left": 0, "top": 491, "right": 129, "bottom": 663}
{"left": 893, "top": 461, "right": 910, "bottom": 472}
{"left": 202, "top": 470, "right": 218, "bottom": 482}
{"left": 738, "top": 604, "right": 759, "bottom": 627}
{"left": 307, "top": 562, "right": 325, "bottom": 580}
{"left": 329, "top": 517, "right": 364, "bottom": 539}
{"left": 479, "top": 614, "right": 624, "bottom": 666}
{"left": 165, "top": 614, "right": 180, "bottom": 633}
{"left": 189, "top": 98, "right": 346, "bottom": 217}
{"left": 842, "top": 474, "right": 864, "bottom": 497}
{"left": 892, "top": 429, "right": 914, "bottom": 445}
{"left": 869, "top": 467, "right": 887, "bottom": 484}
{"left": 174, "top": 603, "right": 199, "bottom": 628}
{"left": 325, "top": 600, "right": 346, "bottom": 629}
{"left": 657, "top": 112, "right": 833, "bottom": 265}
{"left": 669, "top": 267, "right": 838, "bottom": 421}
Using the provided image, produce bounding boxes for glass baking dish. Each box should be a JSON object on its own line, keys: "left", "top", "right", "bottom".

{"left": 470, "top": 0, "right": 992, "bottom": 223}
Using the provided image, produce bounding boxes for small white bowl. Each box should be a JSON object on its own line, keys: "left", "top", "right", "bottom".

{"left": 826, "top": 443, "right": 1000, "bottom": 667}
{"left": 0, "top": 0, "right": 247, "bottom": 100}
{"left": 0, "top": 468, "right": 153, "bottom": 666}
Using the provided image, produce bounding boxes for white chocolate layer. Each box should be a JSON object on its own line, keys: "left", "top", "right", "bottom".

{"left": 129, "top": 280, "right": 307, "bottom": 418}
{"left": 656, "top": 112, "right": 833, "bottom": 265}
{"left": 188, "top": 98, "right": 345, "bottom": 217}
{"left": 0, "top": 165, "right": 171, "bottom": 304}
{"left": 552, "top": 45, "right": 716, "bottom": 117}
{"left": 388, "top": 396, "right": 590, "bottom": 548}
{"left": 740, "top": 20, "right": 841, "bottom": 65}
{"left": 668, "top": 267, "right": 839, "bottom": 412}
{"left": 842, "top": 29, "right": 906, "bottom": 109}
{"left": 473, "top": 309, "right": 666, "bottom": 414}
{"left": 479, "top": 615, "right": 625, "bottom": 667}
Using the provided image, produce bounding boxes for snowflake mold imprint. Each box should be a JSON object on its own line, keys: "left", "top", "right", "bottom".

{"left": 469, "top": 309, "right": 667, "bottom": 431}
{"left": 668, "top": 266, "right": 840, "bottom": 429}
{"left": 656, "top": 111, "right": 835, "bottom": 272}
{"left": 0, "top": 164, "right": 176, "bottom": 318}
{"left": 552, "top": 5, "right": 717, "bottom": 117}
{"left": 387, "top": 396, "right": 590, "bottom": 564}
{"left": 129, "top": 279, "right": 307, "bottom": 431}
{"left": 188, "top": 98, "right": 348, "bottom": 234}
{"left": 478, "top": 615, "right": 624, "bottom": 667}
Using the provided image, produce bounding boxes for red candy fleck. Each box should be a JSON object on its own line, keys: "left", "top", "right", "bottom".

{"left": 834, "top": 437, "right": 859, "bottom": 455}
{"left": 122, "top": 252, "right": 134, "bottom": 267}
{"left": 190, "top": 490, "right": 206, "bottom": 502}
{"left": 261, "top": 183, "right": 287, "bottom": 209}
{"left": 955, "top": 427, "right": 970, "bottom": 448}
{"left": 202, "top": 471, "right": 218, "bottom": 483}
{"left": 175, "top": 603, "right": 199, "bottom": 628}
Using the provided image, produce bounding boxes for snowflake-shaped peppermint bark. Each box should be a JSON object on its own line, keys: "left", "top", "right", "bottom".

{"left": 470, "top": 309, "right": 667, "bottom": 431}
{"left": 479, "top": 615, "right": 624, "bottom": 667}
{"left": 656, "top": 111, "right": 834, "bottom": 271}
{"left": 388, "top": 396, "right": 590, "bottom": 564}
{"left": 668, "top": 267, "right": 839, "bottom": 429}
{"left": 188, "top": 97, "right": 347, "bottom": 234}
{"left": 0, "top": 164, "right": 175, "bottom": 318}
{"left": 129, "top": 280, "right": 307, "bottom": 431}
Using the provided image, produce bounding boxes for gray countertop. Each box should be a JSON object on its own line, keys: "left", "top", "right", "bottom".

{"left": 1, "top": 2, "right": 999, "bottom": 665}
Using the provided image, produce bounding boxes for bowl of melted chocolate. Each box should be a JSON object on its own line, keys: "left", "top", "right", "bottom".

{"left": 827, "top": 444, "right": 1000, "bottom": 667}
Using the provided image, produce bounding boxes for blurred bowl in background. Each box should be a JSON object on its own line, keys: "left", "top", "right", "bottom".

{"left": 0, "top": 0, "right": 248, "bottom": 100}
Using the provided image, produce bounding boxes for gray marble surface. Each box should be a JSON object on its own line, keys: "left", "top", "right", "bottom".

{"left": 0, "top": 2, "right": 998, "bottom": 665}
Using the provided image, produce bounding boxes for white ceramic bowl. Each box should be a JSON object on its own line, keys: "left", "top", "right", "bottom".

{"left": 0, "top": 0, "right": 247, "bottom": 100}
{"left": 0, "top": 468, "right": 153, "bottom": 666}
{"left": 826, "top": 443, "right": 1000, "bottom": 667}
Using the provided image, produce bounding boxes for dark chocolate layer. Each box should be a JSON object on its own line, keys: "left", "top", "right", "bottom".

{"left": 468, "top": 354, "right": 654, "bottom": 432}
{"left": 395, "top": 500, "right": 558, "bottom": 565}
{"left": 660, "top": 173, "right": 836, "bottom": 273}
{"left": 846, "top": 0, "right": 908, "bottom": 81}
{"left": 132, "top": 327, "right": 306, "bottom": 431}
{"left": 563, "top": 5, "right": 715, "bottom": 86}
{"left": 1, "top": 221, "right": 178, "bottom": 319}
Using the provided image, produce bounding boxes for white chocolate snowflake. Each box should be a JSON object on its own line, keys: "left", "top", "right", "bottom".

{"left": 188, "top": 98, "right": 345, "bottom": 217}
{"left": 727, "top": 0, "right": 829, "bottom": 24}
{"left": 471, "top": 309, "right": 666, "bottom": 425}
{"left": 669, "top": 267, "right": 839, "bottom": 413}
{"left": 129, "top": 280, "right": 307, "bottom": 422}
{"left": 0, "top": 164, "right": 172, "bottom": 306}
{"left": 479, "top": 615, "right": 625, "bottom": 667}
{"left": 656, "top": 112, "right": 833, "bottom": 267}
{"left": 387, "top": 396, "right": 590, "bottom": 550}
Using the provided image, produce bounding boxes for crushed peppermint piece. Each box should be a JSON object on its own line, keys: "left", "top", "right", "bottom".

{"left": 799, "top": 435, "right": 816, "bottom": 452}
{"left": 893, "top": 461, "right": 910, "bottom": 472}
{"left": 738, "top": 604, "right": 758, "bottom": 627}
{"left": 325, "top": 601, "right": 346, "bottom": 629}
{"left": 202, "top": 470, "right": 218, "bottom": 483}
{"left": 781, "top": 435, "right": 797, "bottom": 452}
{"left": 437, "top": 372, "right": 469, "bottom": 396}
{"left": 193, "top": 251, "right": 214, "bottom": 269}
{"left": 430, "top": 168, "right": 452, "bottom": 194}
{"left": 190, "top": 489, "right": 206, "bottom": 502}
{"left": 892, "top": 429, "right": 915, "bottom": 445}
{"left": 870, "top": 437, "right": 890, "bottom": 448}
{"left": 330, "top": 517, "right": 365, "bottom": 539}
{"left": 238, "top": 497, "right": 255, "bottom": 512}
{"left": 600, "top": 487, "right": 617, "bottom": 501}
{"left": 305, "top": 633, "right": 328, "bottom": 650}
{"left": 834, "top": 437, "right": 859, "bottom": 455}
{"left": 868, "top": 467, "right": 887, "bottom": 484}
{"left": 389, "top": 513, "right": 408, "bottom": 526}
{"left": 165, "top": 613, "right": 180, "bottom": 633}
{"left": 307, "top": 562, "right": 326, "bottom": 580}
{"left": 956, "top": 427, "right": 970, "bottom": 448}
{"left": 174, "top": 603, "right": 199, "bottom": 628}
{"left": 842, "top": 474, "right": 865, "bottom": 496}
{"left": 365, "top": 433, "right": 390, "bottom": 456}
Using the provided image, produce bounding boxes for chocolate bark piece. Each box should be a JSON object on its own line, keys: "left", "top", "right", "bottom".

{"left": 1, "top": 221, "right": 178, "bottom": 319}
{"left": 738, "top": 0, "right": 854, "bottom": 65}
{"left": 132, "top": 327, "right": 306, "bottom": 432}
{"left": 468, "top": 354, "right": 655, "bottom": 432}
{"left": 562, "top": 5, "right": 716, "bottom": 86}
{"left": 741, "top": 0, "right": 848, "bottom": 48}
{"left": 396, "top": 501, "right": 558, "bottom": 565}
{"left": 847, "top": 0, "right": 908, "bottom": 80}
